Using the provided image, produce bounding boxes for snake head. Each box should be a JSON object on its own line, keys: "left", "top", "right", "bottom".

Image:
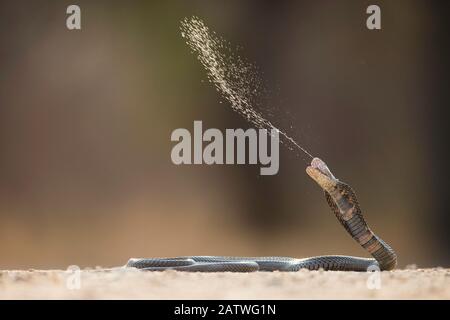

{"left": 306, "top": 157, "right": 338, "bottom": 192}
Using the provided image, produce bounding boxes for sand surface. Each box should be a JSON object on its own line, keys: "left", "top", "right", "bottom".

{"left": 0, "top": 268, "right": 449, "bottom": 299}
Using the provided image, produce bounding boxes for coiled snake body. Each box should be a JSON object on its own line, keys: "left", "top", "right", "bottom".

{"left": 127, "top": 158, "right": 397, "bottom": 272}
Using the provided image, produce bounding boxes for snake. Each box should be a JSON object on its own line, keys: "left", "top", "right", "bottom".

{"left": 126, "top": 157, "right": 397, "bottom": 272}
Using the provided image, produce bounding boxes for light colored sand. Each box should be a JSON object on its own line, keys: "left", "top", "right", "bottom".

{"left": 0, "top": 268, "right": 449, "bottom": 299}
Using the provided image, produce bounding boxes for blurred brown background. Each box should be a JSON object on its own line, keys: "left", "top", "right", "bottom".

{"left": 0, "top": 0, "right": 448, "bottom": 269}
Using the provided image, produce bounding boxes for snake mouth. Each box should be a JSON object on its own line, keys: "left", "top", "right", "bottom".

{"left": 309, "top": 157, "right": 335, "bottom": 179}
{"left": 306, "top": 157, "right": 337, "bottom": 191}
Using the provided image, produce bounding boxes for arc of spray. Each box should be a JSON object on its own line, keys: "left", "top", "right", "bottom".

{"left": 181, "top": 17, "right": 314, "bottom": 164}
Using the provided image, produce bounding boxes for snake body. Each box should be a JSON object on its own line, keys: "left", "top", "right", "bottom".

{"left": 127, "top": 158, "right": 397, "bottom": 272}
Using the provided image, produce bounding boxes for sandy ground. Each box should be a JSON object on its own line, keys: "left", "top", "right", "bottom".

{"left": 0, "top": 268, "right": 449, "bottom": 299}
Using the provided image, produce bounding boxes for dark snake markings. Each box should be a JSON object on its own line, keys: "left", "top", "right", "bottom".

{"left": 126, "top": 158, "right": 397, "bottom": 272}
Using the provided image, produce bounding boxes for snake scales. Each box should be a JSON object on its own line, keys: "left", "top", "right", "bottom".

{"left": 126, "top": 158, "right": 397, "bottom": 272}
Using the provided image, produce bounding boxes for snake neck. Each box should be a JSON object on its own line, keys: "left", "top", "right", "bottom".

{"left": 326, "top": 182, "right": 397, "bottom": 271}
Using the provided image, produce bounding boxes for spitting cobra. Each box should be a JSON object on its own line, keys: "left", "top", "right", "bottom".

{"left": 126, "top": 158, "right": 397, "bottom": 272}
